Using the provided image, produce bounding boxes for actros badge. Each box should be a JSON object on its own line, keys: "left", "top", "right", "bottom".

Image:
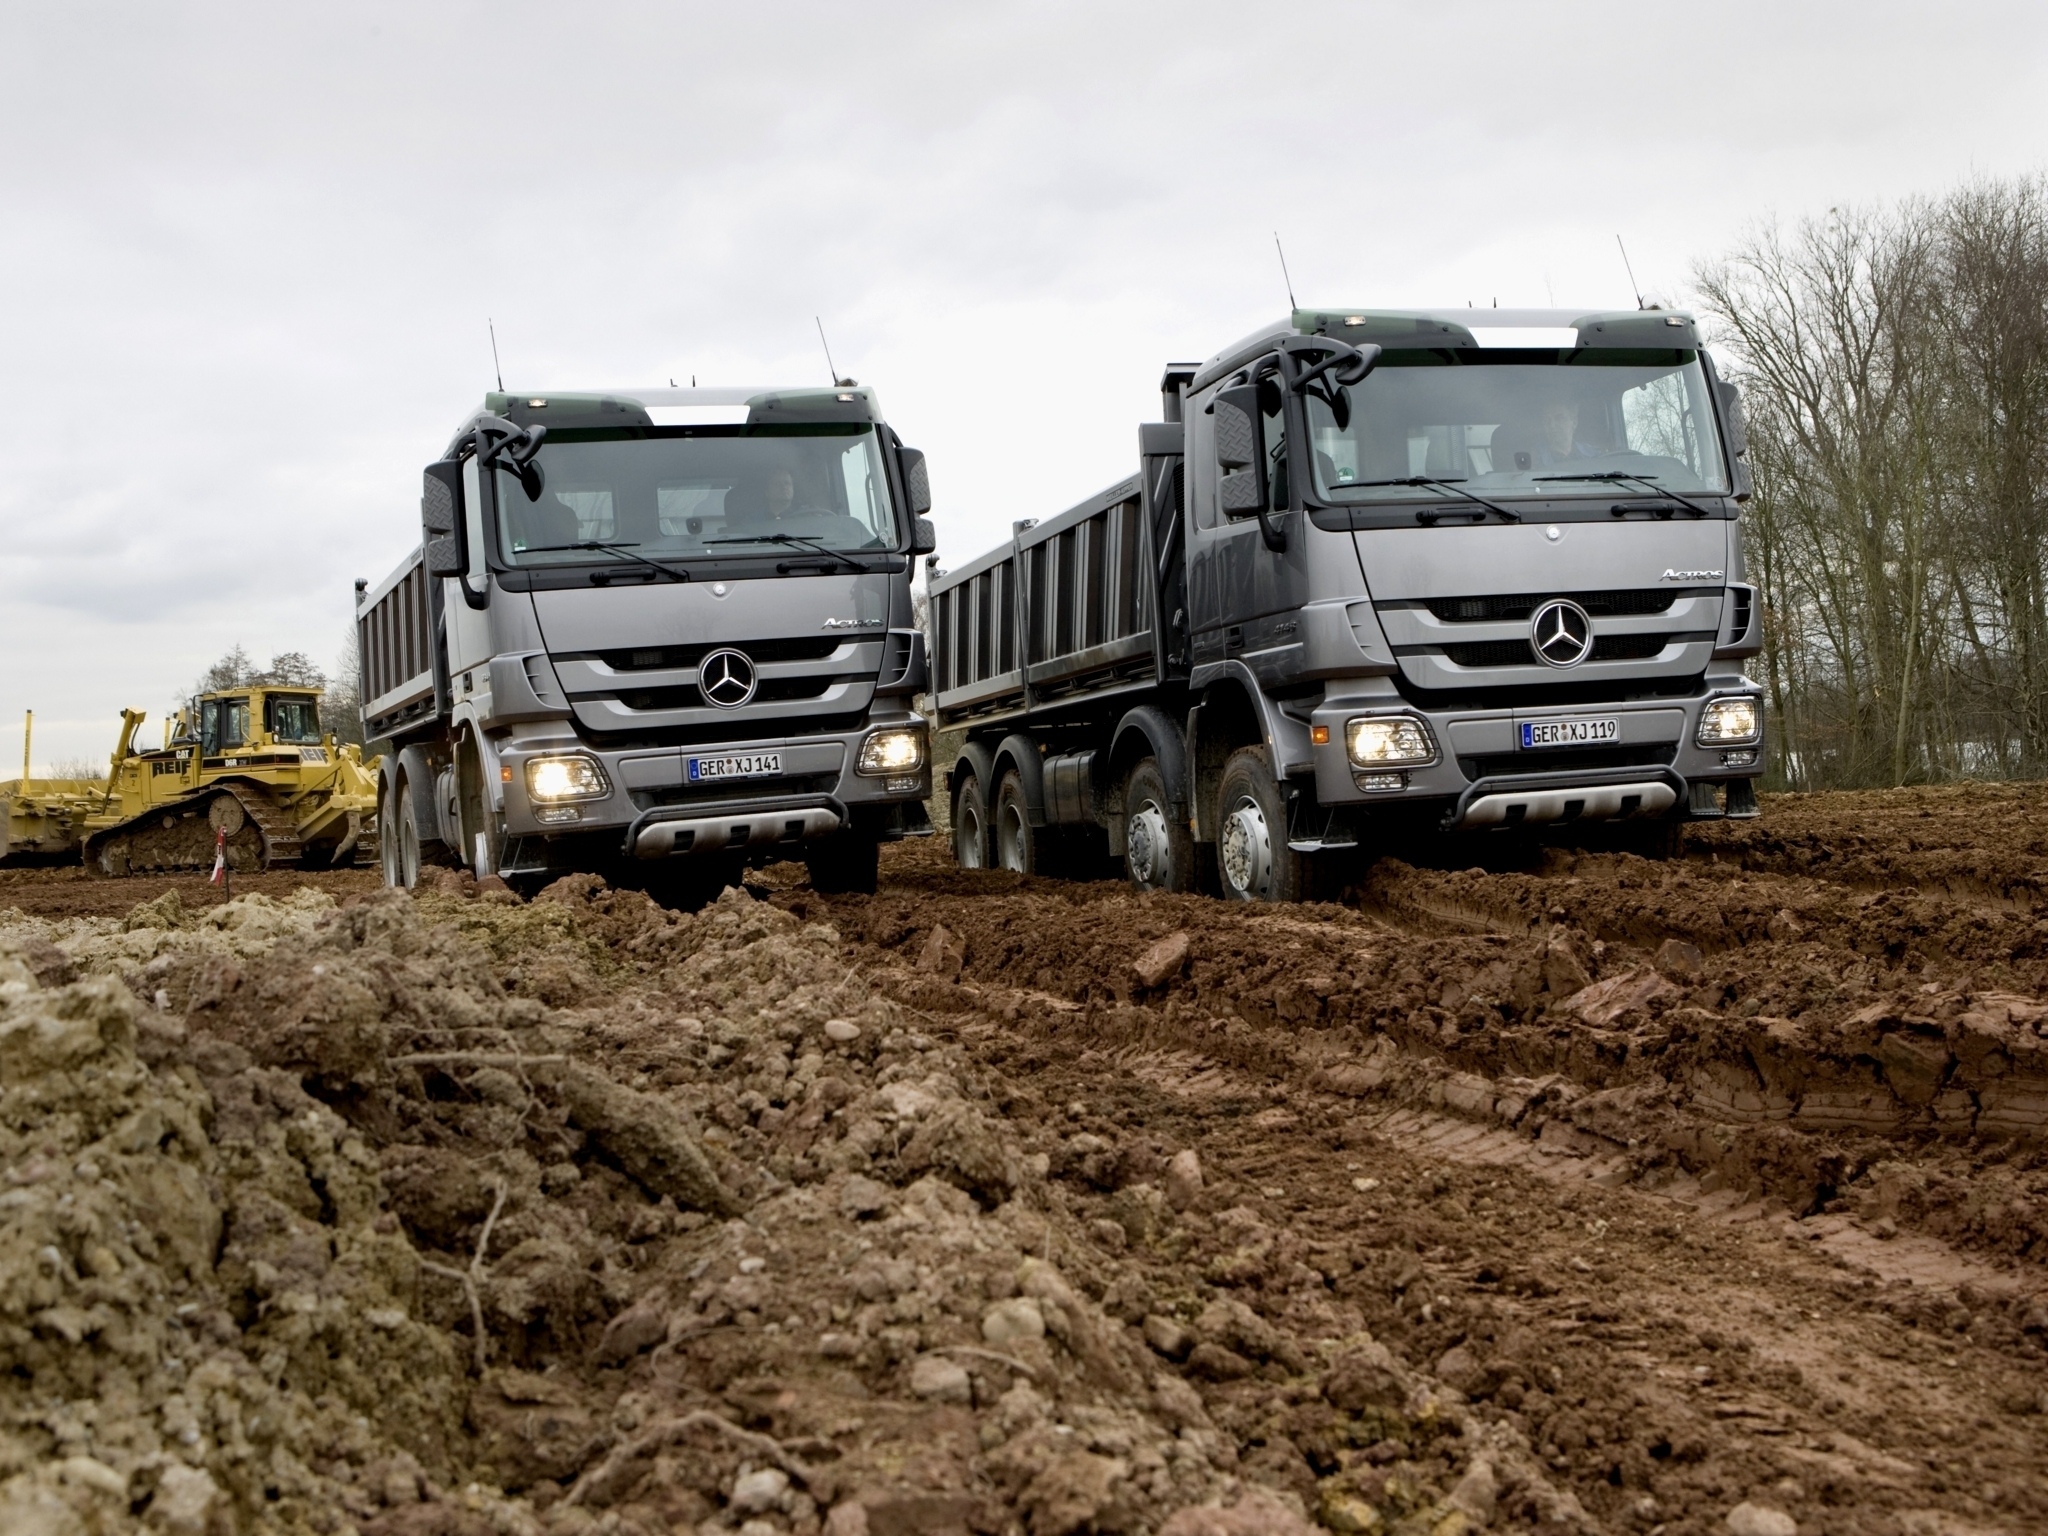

{"left": 1530, "top": 599, "right": 1594, "bottom": 668}
{"left": 698, "top": 648, "right": 757, "bottom": 708}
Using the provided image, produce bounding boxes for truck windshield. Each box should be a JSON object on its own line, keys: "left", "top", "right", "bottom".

{"left": 1305, "top": 349, "right": 1729, "bottom": 503}
{"left": 494, "top": 424, "right": 897, "bottom": 566}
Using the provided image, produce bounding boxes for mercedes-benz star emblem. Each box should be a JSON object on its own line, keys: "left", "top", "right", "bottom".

{"left": 698, "top": 648, "right": 757, "bottom": 708}
{"left": 1530, "top": 599, "right": 1594, "bottom": 668}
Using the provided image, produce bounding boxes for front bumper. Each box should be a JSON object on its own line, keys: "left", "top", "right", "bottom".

{"left": 1304, "top": 680, "right": 1762, "bottom": 831}
{"left": 482, "top": 713, "right": 931, "bottom": 862}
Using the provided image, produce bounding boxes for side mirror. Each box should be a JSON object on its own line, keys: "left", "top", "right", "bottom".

{"left": 1717, "top": 381, "right": 1753, "bottom": 502}
{"left": 1716, "top": 380, "right": 1749, "bottom": 457}
{"left": 422, "top": 461, "right": 465, "bottom": 576}
{"left": 910, "top": 516, "right": 937, "bottom": 556}
{"left": 1212, "top": 385, "right": 1265, "bottom": 515}
{"left": 898, "top": 448, "right": 932, "bottom": 516}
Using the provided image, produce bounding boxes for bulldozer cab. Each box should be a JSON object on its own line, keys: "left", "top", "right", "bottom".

{"left": 192, "top": 688, "right": 322, "bottom": 758}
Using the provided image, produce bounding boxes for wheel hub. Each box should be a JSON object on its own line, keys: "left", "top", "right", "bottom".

{"left": 956, "top": 800, "right": 985, "bottom": 868}
{"left": 1219, "top": 796, "right": 1271, "bottom": 898}
{"left": 1127, "top": 799, "right": 1169, "bottom": 886}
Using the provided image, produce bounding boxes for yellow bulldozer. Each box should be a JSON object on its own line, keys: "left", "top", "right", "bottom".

{"left": 52, "top": 685, "right": 384, "bottom": 876}
{"left": 0, "top": 714, "right": 102, "bottom": 861}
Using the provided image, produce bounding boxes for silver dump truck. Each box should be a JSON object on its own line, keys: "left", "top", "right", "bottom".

{"left": 928, "top": 307, "right": 1764, "bottom": 901}
{"left": 356, "top": 384, "right": 935, "bottom": 895}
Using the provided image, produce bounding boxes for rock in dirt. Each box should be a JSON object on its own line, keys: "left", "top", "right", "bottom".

{"left": 1450, "top": 1456, "right": 1498, "bottom": 1523}
{"left": 1165, "top": 1147, "right": 1204, "bottom": 1210}
{"left": 917, "top": 923, "right": 964, "bottom": 981}
{"left": 1159, "top": 1486, "right": 1319, "bottom": 1535}
{"left": 909, "top": 1354, "right": 972, "bottom": 1403}
{"left": 1655, "top": 937, "right": 1706, "bottom": 979}
{"left": 900, "top": 1098, "right": 1019, "bottom": 1205}
{"left": 1563, "top": 966, "right": 1678, "bottom": 1026}
{"left": 1726, "top": 1503, "right": 1798, "bottom": 1536}
{"left": 548, "top": 1061, "right": 742, "bottom": 1216}
{"left": 731, "top": 1466, "right": 791, "bottom": 1514}
{"left": 840, "top": 1172, "right": 892, "bottom": 1218}
{"left": 1133, "top": 930, "right": 1191, "bottom": 989}
{"left": 597, "top": 1302, "right": 667, "bottom": 1364}
{"left": 824, "top": 1017, "right": 862, "bottom": 1043}
{"left": 983, "top": 1297, "right": 1047, "bottom": 1345}
{"left": 1143, "top": 1314, "right": 1192, "bottom": 1359}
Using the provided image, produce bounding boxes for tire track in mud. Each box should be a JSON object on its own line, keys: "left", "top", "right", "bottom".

{"left": 785, "top": 787, "right": 2048, "bottom": 1530}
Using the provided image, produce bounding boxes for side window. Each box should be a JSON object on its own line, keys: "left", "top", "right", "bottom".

{"left": 461, "top": 456, "right": 486, "bottom": 592}
{"left": 1260, "top": 375, "right": 1289, "bottom": 512}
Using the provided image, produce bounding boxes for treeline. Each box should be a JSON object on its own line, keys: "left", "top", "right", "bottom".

{"left": 1698, "top": 176, "right": 2048, "bottom": 789}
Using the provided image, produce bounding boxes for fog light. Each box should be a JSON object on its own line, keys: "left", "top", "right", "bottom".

{"left": 526, "top": 755, "right": 611, "bottom": 801}
{"left": 1345, "top": 715, "right": 1438, "bottom": 769}
{"left": 884, "top": 775, "right": 922, "bottom": 794}
{"left": 534, "top": 805, "right": 581, "bottom": 825}
{"left": 1356, "top": 771, "right": 1407, "bottom": 793}
{"left": 1720, "top": 747, "right": 1759, "bottom": 767}
{"left": 857, "top": 725, "right": 927, "bottom": 775}
{"left": 1697, "top": 697, "right": 1762, "bottom": 746}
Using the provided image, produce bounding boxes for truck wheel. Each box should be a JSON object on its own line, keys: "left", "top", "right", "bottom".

{"left": 993, "top": 770, "right": 1039, "bottom": 875}
{"left": 1214, "top": 746, "right": 1312, "bottom": 902}
{"left": 952, "top": 770, "right": 991, "bottom": 869}
{"left": 1124, "top": 757, "right": 1194, "bottom": 893}
{"left": 806, "top": 832, "right": 880, "bottom": 895}
{"left": 385, "top": 779, "right": 422, "bottom": 889}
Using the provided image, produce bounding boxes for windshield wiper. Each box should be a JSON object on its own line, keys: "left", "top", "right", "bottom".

{"left": 1533, "top": 471, "right": 1714, "bottom": 518}
{"left": 705, "top": 532, "right": 869, "bottom": 573}
{"left": 1338, "top": 477, "right": 1521, "bottom": 524}
{"left": 516, "top": 541, "right": 692, "bottom": 582}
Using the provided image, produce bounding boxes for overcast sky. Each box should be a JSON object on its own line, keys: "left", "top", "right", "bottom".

{"left": 4, "top": 0, "right": 2048, "bottom": 768}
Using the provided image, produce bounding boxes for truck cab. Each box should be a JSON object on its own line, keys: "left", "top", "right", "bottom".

{"left": 358, "top": 384, "right": 936, "bottom": 895}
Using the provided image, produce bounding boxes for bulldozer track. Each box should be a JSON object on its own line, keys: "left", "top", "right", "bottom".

{"left": 85, "top": 780, "right": 306, "bottom": 877}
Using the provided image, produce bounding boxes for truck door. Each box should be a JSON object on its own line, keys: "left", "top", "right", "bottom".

{"left": 1185, "top": 368, "right": 1311, "bottom": 663}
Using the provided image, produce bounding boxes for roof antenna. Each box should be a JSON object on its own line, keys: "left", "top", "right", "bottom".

{"left": 1615, "top": 236, "right": 1645, "bottom": 310}
{"left": 816, "top": 317, "right": 852, "bottom": 387}
{"left": 488, "top": 318, "right": 505, "bottom": 391}
{"left": 1273, "top": 232, "right": 1298, "bottom": 311}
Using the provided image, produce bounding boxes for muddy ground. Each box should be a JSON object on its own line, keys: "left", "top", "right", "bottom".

{"left": 1, "top": 785, "right": 2043, "bottom": 1536}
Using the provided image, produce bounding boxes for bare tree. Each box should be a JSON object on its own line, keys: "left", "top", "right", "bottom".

{"left": 1697, "top": 178, "right": 2048, "bottom": 789}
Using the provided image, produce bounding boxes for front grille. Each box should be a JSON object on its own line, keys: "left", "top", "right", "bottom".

{"left": 615, "top": 676, "right": 833, "bottom": 711}
{"left": 1442, "top": 633, "right": 1673, "bottom": 668}
{"left": 597, "top": 637, "right": 842, "bottom": 672}
{"left": 579, "top": 707, "right": 872, "bottom": 749}
{"left": 1424, "top": 589, "right": 1677, "bottom": 623}
{"left": 1457, "top": 743, "right": 1677, "bottom": 782}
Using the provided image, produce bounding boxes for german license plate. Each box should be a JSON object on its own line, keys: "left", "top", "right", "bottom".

{"left": 686, "top": 752, "right": 781, "bottom": 782}
{"left": 1520, "top": 717, "right": 1619, "bottom": 749}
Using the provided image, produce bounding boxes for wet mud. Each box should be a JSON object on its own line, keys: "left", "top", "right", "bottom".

{"left": 0, "top": 785, "right": 2043, "bottom": 1534}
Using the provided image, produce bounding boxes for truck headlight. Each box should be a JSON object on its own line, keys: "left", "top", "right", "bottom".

{"left": 1697, "top": 697, "right": 1762, "bottom": 746}
{"left": 857, "top": 725, "right": 927, "bottom": 775}
{"left": 1345, "top": 715, "right": 1438, "bottom": 769}
{"left": 526, "top": 755, "right": 611, "bottom": 801}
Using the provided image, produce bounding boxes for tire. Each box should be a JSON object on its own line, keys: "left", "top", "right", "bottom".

{"left": 388, "top": 778, "right": 422, "bottom": 889}
{"left": 993, "top": 770, "right": 1040, "bottom": 875}
{"left": 806, "top": 831, "right": 880, "bottom": 895}
{"left": 1214, "top": 745, "right": 1315, "bottom": 903}
{"left": 952, "top": 770, "right": 991, "bottom": 869}
{"left": 1123, "top": 756, "right": 1195, "bottom": 893}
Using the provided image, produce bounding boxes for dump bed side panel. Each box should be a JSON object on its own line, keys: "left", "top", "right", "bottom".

{"left": 930, "top": 475, "right": 1151, "bottom": 729}
{"left": 357, "top": 548, "right": 440, "bottom": 743}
